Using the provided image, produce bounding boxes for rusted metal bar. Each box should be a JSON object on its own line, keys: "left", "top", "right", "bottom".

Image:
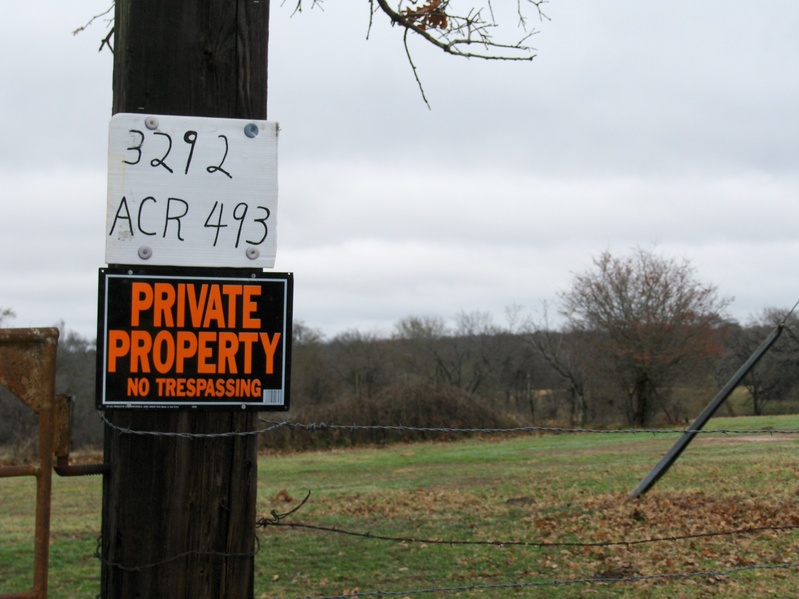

{"left": 0, "top": 328, "right": 59, "bottom": 415}
{"left": 52, "top": 394, "right": 71, "bottom": 459}
{"left": 0, "top": 465, "right": 39, "bottom": 478}
{"left": 32, "top": 408, "right": 54, "bottom": 599}
{"left": 51, "top": 395, "right": 109, "bottom": 477}
{"left": 0, "top": 327, "right": 59, "bottom": 599}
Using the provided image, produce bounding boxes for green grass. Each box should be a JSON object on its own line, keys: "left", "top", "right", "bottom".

{"left": 3, "top": 415, "right": 799, "bottom": 598}
{"left": 0, "top": 473, "right": 101, "bottom": 598}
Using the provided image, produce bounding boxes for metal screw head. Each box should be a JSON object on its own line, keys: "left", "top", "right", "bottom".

{"left": 245, "top": 247, "right": 260, "bottom": 260}
{"left": 145, "top": 116, "right": 159, "bottom": 130}
{"left": 244, "top": 123, "right": 259, "bottom": 138}
{"left": 138, "top": 246, "right": 153, "bottom": 260}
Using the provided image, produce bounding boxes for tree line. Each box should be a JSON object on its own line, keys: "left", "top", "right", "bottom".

{"left": 2, "top": 248, "right": 798, "bottom": 453}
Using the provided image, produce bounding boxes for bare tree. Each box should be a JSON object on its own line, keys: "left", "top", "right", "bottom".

{"left": 330, "top": 329, "right": 388, "bottom": 398}
{"left": 523, "top": 304, "right": 590, "bottom": 426}
{"left": 733, "top": 308, "right": 799, "bottom": 415}
{"left": 393, "top": 311, "right": 503, "bottom": 393}
{"left": 291, "top": 321, "right": 338, "bottom": 405}
{"left": 560, "top": 247, "right": 730, "bottom": 426}
{"left": 0, "top": 307, "right": 15, "bottom": 327}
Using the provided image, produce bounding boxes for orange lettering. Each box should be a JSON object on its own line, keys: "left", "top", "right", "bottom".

{"left": 130, "top": 330, "right": 152, "bottom": 373}
{"left": 259, "top": 332, "right": 281, "bottom": 374}
{"left": 131, "top": 282, "right": 153, "bottom": 327}
{"left": 203, "top": 286, "right": 226, "bottom": 328}
{"left": 176, "top": 331, "right": 198, "bottom": 373}
{"left": 197, "top": 332, "right": 216, "bottom": 373}
{"left": 153, "top": 283, "right": 176, "bottom": 327}
{"left": 186, "top": 284, "right": 208, "bottom": 327}
{"left": 223, "top": 285, "right": 243, "bottom": 327}
{"left": 238, "top": 332, "right": 259, "bottom": 374}
{"left": 152, "top": 330, "right": 175, "bottom": 374}
{"left": 175, "top": 284, "right": 186, "bottom": 327}
{"left": 217, "top": 332, "right": 239, "bottom": 374}
{"left": 242, "top": 286, "right": 261, "bottom": 328}
{"left": 107, "top": 330, "right": 130, "bottom": 373}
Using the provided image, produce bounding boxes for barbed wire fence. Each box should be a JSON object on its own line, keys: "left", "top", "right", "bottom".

{"left": 95, "top": 415, "right": 799, "bottom": 598}
{"left": 102, "top": 413, "right": 799, "bottom": 439}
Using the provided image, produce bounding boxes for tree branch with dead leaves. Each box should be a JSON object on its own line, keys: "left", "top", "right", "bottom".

{"left": 80, "top": 1, "right": 551, "bottom": 106}
{"left": 373, "top": 0, "right": 548, "bottom": 60}
{"left": 292, "top": 0, "right": 550, "bottom": 106}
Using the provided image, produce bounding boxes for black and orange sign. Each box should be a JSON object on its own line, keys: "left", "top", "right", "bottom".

{"left": 96, "top": 267, "right": 292, "bottom": 410}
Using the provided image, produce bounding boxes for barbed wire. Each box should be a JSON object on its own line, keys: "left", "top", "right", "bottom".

{"left": 93, "top": 534, "right": 260, "bottom": 572}
{"left": 90, "top": 489, "right": 797, "bottom": 575}
{"left": 260, "top": 519, "right": 799, "bottom": 550}
{"left": 259, "top": 419, "right": 799, "bottom": 437}
{"left": 300, "top": 561, "right": 799, "bottom": 599}
{"left": 100, "top": 412, "right": 799, "bottom": 439}
{"left": 90, "top": 493, "right": 799, "bottom": 574}
{"left": 251, "top": 490, "right": 799, "bottom": 597}
{"left": 257, "top": 489, "right": 799, "bottom": 549}
{"left": 99, "top": 413, "right": 286, "bottom": 438}
{"left": 92, "top": 408, "right": 799, "bottom": 594}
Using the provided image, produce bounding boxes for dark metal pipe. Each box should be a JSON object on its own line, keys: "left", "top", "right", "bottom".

{"left": 54, "top": 457, "right": 109, "bottom": 477}
{"left": 629, "top": 323, "right": 784, "bottom": 499}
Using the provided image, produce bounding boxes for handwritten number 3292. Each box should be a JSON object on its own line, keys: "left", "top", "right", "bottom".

{"left": 123, "top": 129, "right": 232, "bottom": 179}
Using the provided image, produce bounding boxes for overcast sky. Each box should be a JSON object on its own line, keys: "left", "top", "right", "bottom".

{"left": 2, "top": 1, "right": 799, "bottom": 340}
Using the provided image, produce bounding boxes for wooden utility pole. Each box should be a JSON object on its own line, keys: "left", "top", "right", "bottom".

{"left": 101, "top": 2, "right": 269, "bottom": 597}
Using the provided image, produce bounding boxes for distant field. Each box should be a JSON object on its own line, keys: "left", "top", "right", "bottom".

{"left": 2, "top": 414, "right": 799, "bottom": 598}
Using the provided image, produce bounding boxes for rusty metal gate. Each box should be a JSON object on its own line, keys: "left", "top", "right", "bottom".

{"left": 0, "top": 328, "right": 106, "bottom": 599}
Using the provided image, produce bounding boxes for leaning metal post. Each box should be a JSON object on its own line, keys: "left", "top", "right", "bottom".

{"left": 0, "top": 328, "right": 59, "bottom": 599}
{"left": 629, "top": 323, "right": 784, "bottom": 499}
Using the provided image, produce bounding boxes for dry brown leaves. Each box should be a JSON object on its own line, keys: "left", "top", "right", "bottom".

{"left": 271, "top": 485, "right": 799, "bottom": 596}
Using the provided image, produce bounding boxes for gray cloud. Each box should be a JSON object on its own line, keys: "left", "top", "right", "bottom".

{"left": 3, "top": 1, "right": 799, "bottom": 340}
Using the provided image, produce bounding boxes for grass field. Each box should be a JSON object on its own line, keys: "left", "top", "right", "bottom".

{"left": 2, "top": 414, "right": 799, "bottom": 598}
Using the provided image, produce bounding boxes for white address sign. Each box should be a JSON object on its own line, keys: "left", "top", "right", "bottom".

{"left": 105, "top": 113, "right": 279, "bottom": 268}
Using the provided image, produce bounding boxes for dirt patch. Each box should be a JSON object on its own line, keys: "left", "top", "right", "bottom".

{"left": 693, "top": 434, "right": 796, "bottom": 446}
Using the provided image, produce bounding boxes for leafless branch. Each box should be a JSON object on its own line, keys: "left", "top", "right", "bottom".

{"left": 72, "top": 5, "right": 114, "bottom": 37}
{"left": 403, "top": 29, "right": 432, "bottom": 109}
{"left": 88, "top": 1, "right": 551, "bottom": 102}
{"left": 284, "top": 0, "right": 325, "bottom": 17}
{"left": 375, "top": 0, "right": 547, "bottom": 61}
{"left": 99, "top": 28, "right": 115, "bottom": 53}
{"left": 360, "top": 0, "right": 547, "bottom": 104}
{"left": 73, "top": 4, "right": 115, "bottom": 53}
